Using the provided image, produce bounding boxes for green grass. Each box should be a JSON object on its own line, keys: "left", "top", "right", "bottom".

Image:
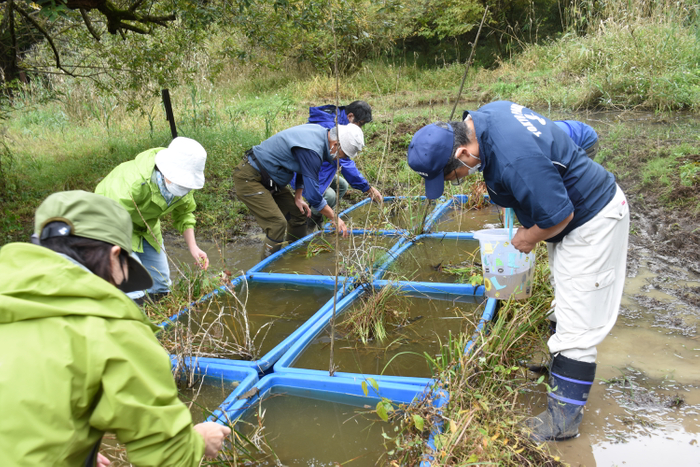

{"left": 475, "top": 7, "right": 700, "bottom": 112}
{"left": 384, "top": 243, "right": 563, "bottom": 466}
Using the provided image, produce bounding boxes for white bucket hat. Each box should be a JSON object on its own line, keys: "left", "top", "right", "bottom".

{"left": 154, "top": 137, "right": 207, "bottom": 189}
{"left": 337, "top": 124, "right": 364, "bottom": 159}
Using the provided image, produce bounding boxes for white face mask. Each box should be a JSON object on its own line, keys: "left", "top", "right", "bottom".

{"left": 166, "top": 180, "right": 191, "bottom": 197}
{"left": 466, "top": 150, "right": 481, "bottom": 175}
{"left": 449, "top": 150, "right": 481, "bottom": 185}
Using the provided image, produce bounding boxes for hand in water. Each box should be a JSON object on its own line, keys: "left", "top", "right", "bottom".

{"left": 332, "top": 218, "right": 349, "bottom": 237}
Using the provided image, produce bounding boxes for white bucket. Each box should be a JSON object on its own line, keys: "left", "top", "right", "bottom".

{"left": 472, "top": 228, "right": 535, "bottom": 300}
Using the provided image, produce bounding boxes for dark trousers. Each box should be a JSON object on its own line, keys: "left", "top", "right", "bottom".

{"left": 232, "top": 159, "right": 306, "bottom": 242}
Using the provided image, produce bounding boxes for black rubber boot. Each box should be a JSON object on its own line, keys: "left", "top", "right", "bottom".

{"left": 285, "top": 225, "right": 308, "bottom": 244}
{"left": 526, "top": 354, "right": 596, "bottom": 442}
{"left": 147, "top": 292, "right": 170, "bottom": 303}
{"left": 261, "top": 236, "right": 283, "bottom": 260}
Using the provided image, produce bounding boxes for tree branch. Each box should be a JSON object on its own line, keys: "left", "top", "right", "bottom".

{"left": 128, "top": 0, "right": 146, "bottom": 14}
{"left": 80, "top": 8, "right": 102, "bottom": 41}
{"left": 96, "top": 1, "right": 175, "bottom": 34}
{"left": 12, "top": 3, "right": 75, "bottom": 76}
{"left": 8, "top": 0, "right": 17, "bottom": 74}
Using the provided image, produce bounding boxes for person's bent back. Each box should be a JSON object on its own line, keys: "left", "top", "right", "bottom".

{"left": 0, "top": 191, "right": 229, "bottom": 466}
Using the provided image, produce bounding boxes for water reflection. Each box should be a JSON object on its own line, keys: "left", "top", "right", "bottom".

{"left": 551, "top": 258, "right": 700, "bottom": 466}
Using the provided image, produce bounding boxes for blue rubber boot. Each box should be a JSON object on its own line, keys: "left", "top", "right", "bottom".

{"left": 526, "top": 354, "right": 596, "bottom": 441}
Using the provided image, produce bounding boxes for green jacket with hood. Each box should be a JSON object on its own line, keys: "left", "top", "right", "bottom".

{"left": 95, "top": 148, "right": 197, "bottom": 253}
{"left": 0, "top": 243, "right": 206, "bottom": 466}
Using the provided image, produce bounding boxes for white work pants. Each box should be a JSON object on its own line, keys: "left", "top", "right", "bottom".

{"left": 547, "top": 184, "right": 629, "bottom": 363}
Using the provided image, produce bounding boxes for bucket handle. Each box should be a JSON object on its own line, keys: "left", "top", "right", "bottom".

{"left": 505, "top": 208, "right": 514, "bottom": 241}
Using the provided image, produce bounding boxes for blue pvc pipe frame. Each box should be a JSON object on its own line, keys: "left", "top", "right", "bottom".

{"left": 273, "top": 280, "right": 494, "bottom": 384}
{"left": 212, "top": 372, "right": 437, "bottom": 424}
{"left": 168, "top": 356, "right": 259, "bottom": 423}
{"left": 160, "top": 195, "right": 499, "bottom": 465}
{"left": 162, "top": 274, "right": 351, "bottom": 374}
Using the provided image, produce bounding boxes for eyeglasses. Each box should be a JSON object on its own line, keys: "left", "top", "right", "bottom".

{"left": 448, "top": 157, "right": 469, "bottom": 186}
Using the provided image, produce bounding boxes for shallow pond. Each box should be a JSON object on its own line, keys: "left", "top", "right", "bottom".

{"left": 161, "top": 194, "right": 700, "bottom": 465}
{"left": 239, "top": 387, "right": 394, "bottom": 466}
{"left": 178, "top": 282, "right": 334, "bottom": 361}
{"left": 384, "top": 236, "right": 480, "bottom": 283}
{"left": 433, "top": 202, "right": 502, "bottom": 232}
{"left": 291, "top": 291, "right": 483, "bottom": 378}
{"left": 262, "top": 233, "right": 398, "bottom": 276}
{"left": 341, "top": 198, "right": 433, "bottom": 231}
{"left": 179, "top": 378, "right": 240, "bottom": 424}
{"left": 527, "top": 252, "right": 700, "bottom": 466}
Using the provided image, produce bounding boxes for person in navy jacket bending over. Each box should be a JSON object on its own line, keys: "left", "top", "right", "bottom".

{"left": 408, "top": 101, "right": 629, "bottom": 442}
{"left": 295, "top": 101, "right": 382, "bottom": 230}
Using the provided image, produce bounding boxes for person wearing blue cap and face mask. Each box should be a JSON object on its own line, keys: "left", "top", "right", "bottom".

{"left": 407, "top": 101, "right": 630, "bottom": 443}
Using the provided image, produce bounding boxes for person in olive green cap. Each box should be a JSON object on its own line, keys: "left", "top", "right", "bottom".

{"left": 0, "top": 190, "right": 231, "bottom": 467}
{"left": 95, "top": 137, "right": 209, "bottom": 303}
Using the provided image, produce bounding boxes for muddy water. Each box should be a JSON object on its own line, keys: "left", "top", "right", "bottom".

{"left": 180, "top": 282, "right": 334, "bottom": 360}
{"left": 166, "top": 236, "right": 264, "bottom": 277}
{"left": 341, "top": 198, "right": 433, "bottom": 231}
{"left": 434, "top": 202, "right": 501, "bottom": 232}
{"left": 239, "top": 387, "right": 394, "bottom": 466}
{"left": 292, "top": 292, "right": 483, "bottom": 378}
{"left": 163, "top": 204, "right": 700, "bottom": 465}
{"left": 179, "top": 378, "right": 240, "bottom": 424}
{"left": 533, "top": 253, "right": 700, "bottom": 466}
{"left": 384, "top": 237, "right": 480, "bottom": 283}
{"left": 262, "top": 233, "right": 398, "bottom": 275}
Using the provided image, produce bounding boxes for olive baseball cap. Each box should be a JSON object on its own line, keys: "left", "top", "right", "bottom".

{"left": 34, "top": 190, "right": 153, "bottom": 293}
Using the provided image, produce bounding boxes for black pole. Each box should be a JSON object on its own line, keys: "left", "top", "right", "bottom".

{"left": 161, "top": 89, "right": 178, "bottom": 139}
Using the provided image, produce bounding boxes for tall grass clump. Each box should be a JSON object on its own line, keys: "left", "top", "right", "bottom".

{"left": 479, "top": 0, "right": 700, "bottom": 111}
{"left": 337, "top": 284, "right": 410, "bottom": 344}
{"left": 385, "top": 243, "right": 563, "bottom": 466}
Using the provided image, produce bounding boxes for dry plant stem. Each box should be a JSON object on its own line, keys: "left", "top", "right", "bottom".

{"left": 328, "top": 0, "right": 340, "bottom": 377}
{"left": 449, "top": 6, "right": 489, "bottom": 121}
{"left": 365, "top": 66, "right": 392, "bottom": 200}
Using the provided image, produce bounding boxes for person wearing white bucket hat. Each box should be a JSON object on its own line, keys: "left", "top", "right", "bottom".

{"left": 407, "top": 101, "right": 629, "bottom": 443}
{"left": 96, "top": 137, "right": 209, "bottom": 304}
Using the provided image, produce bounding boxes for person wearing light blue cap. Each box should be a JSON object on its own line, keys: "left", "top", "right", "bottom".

{"left": 407, "top": 101, "right": 629, "bottom": 443}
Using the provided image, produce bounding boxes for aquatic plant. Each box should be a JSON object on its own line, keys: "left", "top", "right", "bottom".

{"left": 157, "top": 274, "right": 270, "bottom": 387}
{"left": 441, "top": 247, "right": 483, "bottom": 287}
{"left": 305, "top": 236, "right": 334, "bottom": 258}
{"left": 345, "top": 196, "right": 433, "bottom": 234}
{"left": 337, "top": 284, "right": 411, "bottom": 344}
{"left": 385, "top": 243, "right": 564, "bottom": 466}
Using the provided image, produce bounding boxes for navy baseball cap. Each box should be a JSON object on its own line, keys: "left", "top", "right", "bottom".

{"left": 407, "top": 123, "right": 454, "bottom": 199}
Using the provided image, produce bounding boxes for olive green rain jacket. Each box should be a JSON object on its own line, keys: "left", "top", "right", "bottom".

{"left": 95, "top": 148, "right": 197, "bottom": 253}
{"left": 0, "top": 243, "right": 205, "bottom": 466}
